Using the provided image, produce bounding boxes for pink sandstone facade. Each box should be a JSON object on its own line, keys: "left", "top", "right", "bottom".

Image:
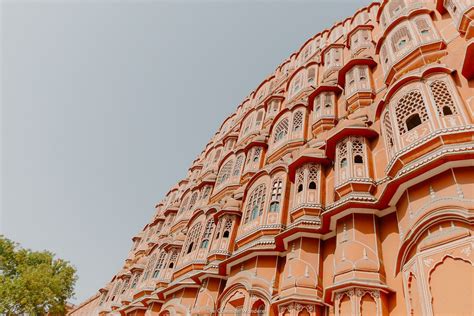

{"left": 69, "top": 0, "right": 474, "bottom": 315}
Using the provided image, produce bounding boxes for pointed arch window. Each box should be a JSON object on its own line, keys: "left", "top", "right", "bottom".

{"left": 213, "top": 149, "right": 222, "bottom": 163}
{"left": 200, "top": 219, "right": 214, "bottom": 249}
{"left": 314, "top": 95, "right": 322, "bottom": 118}
{"left": 200, "top": 186, "right": 212, "bottom": 200}
{"left": 232, "top": 154, "right": 245, "bottom": 177}
{"left": 269, "top": 179, "right": 283, "bottom": 213}
{"left": 130, "top": 272, "right": 142, "bottom": 289}
{"left": 336, "top": 136, "right": 369, "bottom": 184}
{"left": 430, "top": 80, "right": 458, "bottom": 117}
{"left": 188, "top": 192, "right": 198, "bottom": 212}
{"left": 291, "top": 75, "right": 302, "bottom": 95}
{"left": 179, "top": 196, "right": 189, "bottom": 214}
{"left": 395, "top": 90, "right": 429, "bottom": 135}
{"left": 255, "top": 110, "right": 264, "bottom": 129}
{"left": 223, "top": 217, "right": 232, "bottom": 238}
{"left": 308, "top": 165, "right": 319, "bottom": 190}
{"left": 415, "top": 17, "right": 433, "bottom": 40}
{"left": 167, "top": 250, "right": 178, "bottom": 269}
{"left": 391, "top": 25, "right": 412, "bottom": 56}
{"left": 216, "top": 160, "right": 234, "bottom": 187}
{"left": 273, "top": 118, "right": 289, "bottom": 143}
{"left": 111, "top": 280, "right": 122, "bottom": 301}
{"left": 120, "top": 278, "right": 130, "bottom": 295}
{"left": 152, "top": 252, "right": 167, "bottom": 279}
{"left": 292, "top": 111, "right": 304, "bottom": 132}
{"left": 142, "top": 253, "right": 157, "bottom": 280}
{"left": 294, "top": 163, "right": 320, "bottom": 207}
{"left": 244, "top": 184, "right": 266, "bottom": 224}
{"left": 307, "top": 67, "right": 316, "bottom": 84}
{"left": 388, "top": 0, "right": 406, "bottom": 18}
{"left": 324, "top": 93, "right": 333, "bottom": 114}
{"left": 184, "top": 222, "right": 203, "bottom": 254}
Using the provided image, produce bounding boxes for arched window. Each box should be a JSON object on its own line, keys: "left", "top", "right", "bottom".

{"left": 359, "top": 67, "right": 367, "bottom": 82}
{"left": 188, "top": 192, "right": 198, "bottom": 211}
{"left": 216, "top": 160, "right": 234, "bottom": 187}
{"left": 120, "top": 278, "right": 130, "bottom": 295}
{"left": 415, "top": 17, "right": 432, "bottom": 40}
{"left": 142, "top": 254, "right": 157, "bottom": 280}
{"left": 244, "top": 184, "right": 266, "bottom": 223}
{"left": 307, "top": 68, "right": 316, "bottom": 84}
{"left": 167, "top": 250, "right": 178, "bottom": 269}
{"left": 336, "top": 136, "right": 368, "bottom": 184}
{"left": 352, "top": 138, "right": 363, "bottom": 159}
{"left": 308, "top": 165, "right": 319, "bottom": 190}
{"left": 184, "top": 222, "right": 202, "bottom": 255}
{"left": 292, "top": 111, "right": 304, "bottom": 131}
{"left": 179, "top": 196, "right": 189, "bottom": 214}
{"left": 388, "top": 0, "right": 405, "bottom": 18}
{"left": 314, "top": 95, "right": 322, "bottom": 118}
{"left": 324, "top": 93, "right": 333, "bottom": 111}
{"left": 430, "top": 80, "right": 458, "bottom": 117}
{"left": 273, "top": 118, "right": 289, "bottom": 143}
{"left": 200, "top": 219, "right": 213, "bottom": 249}
{"left": 252, "top": 147, "right": 262, "bottom": 163}
{"left": 406, "top": 113, "right": 422, "bottom": 131}
{"left": 337, "top": 140, "right": 349, "bottom": 182}
{"left": 200, "top": 186, "right": 212, "bottom": 200}
{"left": 130, "top": 272, "right": 142, "bottom": 289}
{"left": 391, "top": 25, "right": 412, "bottom": 55}
{"left": 223, "top": 217, "right": 232, "bottom": 238}
{"left": 347, "top": 69, "right": 355, "bottom": 90}
{"left": 255, "top": 110, "right": 264, "bottom": 128}
{"left": 269, "top": 179, "right": 283, "bottom": 213}
{"left": 298, "top": 184, "right": 304, "bottom": 192}
{"left": 242, "top": 115, "right": 253, "bottom": 136}
{"left": 232, "top": 154, "right": 245, "bottom": 177}
{"left": 395, "top": 90, "right": 429, "bottom": 135}
{"left": 152, "top": 252, "right": 167, "bottom": 279}
{"left": 291, "top": 74, "right": 302, "bottom": 95}
{"left": 340, "top": 158, "right": 348, "bottom": 168}
{"left": 111, "top": 280, "right": 122, "bottom": 301}
{"left": 213, "top": 149, "right": 222, "bottom": 163}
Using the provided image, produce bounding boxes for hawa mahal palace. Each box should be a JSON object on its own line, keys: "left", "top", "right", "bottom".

{"left": 70, "top": 0, "right": 474, "bottom": 314}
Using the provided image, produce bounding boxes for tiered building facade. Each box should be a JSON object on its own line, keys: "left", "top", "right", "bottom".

{"left": 70, "top": 0, "right": 474, "bottom": 315}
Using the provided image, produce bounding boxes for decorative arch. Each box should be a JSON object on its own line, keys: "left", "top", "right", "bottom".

{"left": 159, "top": 298, "right": 189, "bottom": 316}
{"left": 396, "top": 205, "right": 473, "bottom": 273}
{"left": 428, "top": 255, "right": 473, "bottom": 315}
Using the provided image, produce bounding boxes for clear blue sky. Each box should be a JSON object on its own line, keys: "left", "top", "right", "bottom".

{"left": 1, "top": 0, "right": 371, "bottom": 303}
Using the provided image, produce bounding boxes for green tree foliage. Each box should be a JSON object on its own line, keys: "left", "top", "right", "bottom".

{"left": 0, "top": 235, "right": 77, "bottom": 315}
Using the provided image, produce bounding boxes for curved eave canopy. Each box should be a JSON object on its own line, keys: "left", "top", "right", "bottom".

{"left": 320, "top": 43, "right": 346, "bottom": 64}
{"left": 325, "top": 123, "right": 378, "bottom": 159}
{"left": 337, "top": 58, "right": 378, "bottom": 87}
{"left": 345, "top": 24, "right": 375, "bottom": 48}
{"left": 308, "top": 84, "right": 343, "bottom": 110}
{"left": 288, "top": 149, "right": 331, "bottom": 181}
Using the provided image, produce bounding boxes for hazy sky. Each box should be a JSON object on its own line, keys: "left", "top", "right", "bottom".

{"left": 1, "top": 0, "right": 371, "bottom": 303}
